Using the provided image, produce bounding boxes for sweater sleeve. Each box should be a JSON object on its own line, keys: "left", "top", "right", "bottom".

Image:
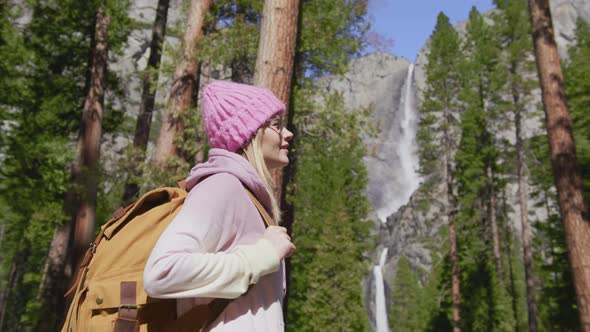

{"left": 143, "top": 173, "right": 280, "bottom": 299}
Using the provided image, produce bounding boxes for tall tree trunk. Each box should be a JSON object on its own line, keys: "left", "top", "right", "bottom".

{"left": 69, "top": 6, "right": 111, "bottom": 287}
{"left": 443, "top": 102, "right": 461, "bottom": 331}
{"left": 123, "top": 0, "right": 170, "bottom": 202}
{"left": 488, "top": 165, "right": 503, "bottom": 279}
{"left": 0, "top": 256, "right": 16, "bottom": 330}
{"left": 528, "top": 1, "right": 590, "bottom": 330}
{"left": 253, "top": 0, "right": 300, "bottom": 321}
{"left": 254, "top": 0, "right": 299, "bottom": 104}
{"left": 155, "top": 0, "right": 210, "bottom": 163}
{"left": 447, "top": 157, "right": 461, "bottom": 332}
{"left": 37, "top": 9, "right": 110, "bottom": 328}
{"left": 515, "top": 99, "right": 538, "bottom": 332}
{"left": 253, "top": 0, "right": 299, "bottom": 198}
{"left": 0, "top": 244, "right": 29, "bottom": 331}
{"left": 503, "top": 187, "right": 521, "bottom": 332}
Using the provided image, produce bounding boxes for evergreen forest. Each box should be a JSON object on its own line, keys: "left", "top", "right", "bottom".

{"left": 0, "top": 0, "right": 588, "bottom": 331}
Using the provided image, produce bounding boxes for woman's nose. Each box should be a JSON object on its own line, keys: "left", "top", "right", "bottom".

{"left": 282, "top": 127, "right": 294, "bottom": 141}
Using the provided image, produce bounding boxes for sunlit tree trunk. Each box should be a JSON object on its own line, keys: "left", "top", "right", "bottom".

{"left": 155, "top": 0, "right": 210, "bottom": 163}
{"left": 528, "top": 0, "right": 590, "bottom": 330}
{"left": 253, "top": 0, "right": 299, "bottom": 197}
{"left": 253, "top": 0, "right": 299, "bottom": 320}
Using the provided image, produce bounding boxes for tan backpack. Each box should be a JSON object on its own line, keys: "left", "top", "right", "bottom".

{"left": 62, "top": 181, "right": 273, "bottom": 332}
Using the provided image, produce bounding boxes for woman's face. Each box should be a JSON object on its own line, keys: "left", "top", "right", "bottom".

{"left": 261, "top": 114, "right": 293, "bottom": 169}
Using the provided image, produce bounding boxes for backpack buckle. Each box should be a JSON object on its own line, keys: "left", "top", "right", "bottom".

{"left": 119, "top": 304, "right": 139, "bottom": 310}
{"left": 89, "top": 242, "right": 96, "bottom": 254}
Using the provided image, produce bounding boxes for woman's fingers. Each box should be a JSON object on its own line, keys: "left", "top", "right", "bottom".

{"left": 263, "top": 226, "right": 295, "bottom": 260}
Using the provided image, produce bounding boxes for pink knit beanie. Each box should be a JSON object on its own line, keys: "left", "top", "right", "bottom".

{"left": 201, "top": 80, "right": 286, "bottom": 152}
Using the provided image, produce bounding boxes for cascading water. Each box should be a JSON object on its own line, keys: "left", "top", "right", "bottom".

{"left": 374, "top": 248, "right": 389, "bottom": 332}
{"left": 376, "top": 63, "right": 421, "bottom": 222}
{"left": 398, "top": 63, "right": 420, "bottom": 195}
{"left": 372, "top": 63, "right": 420, "bottom": 332}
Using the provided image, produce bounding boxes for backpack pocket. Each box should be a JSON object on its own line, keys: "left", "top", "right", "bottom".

{"left": 86, "top": 265, "right": 146, "bottom": 331}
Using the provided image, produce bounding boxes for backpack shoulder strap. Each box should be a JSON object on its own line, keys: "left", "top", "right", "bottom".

{"left": 244, "top": 189, "right": 274, "bottom": 227}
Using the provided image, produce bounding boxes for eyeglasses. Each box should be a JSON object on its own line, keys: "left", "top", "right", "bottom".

{"left": 266, "top": 116, "right": 285, "bottom": 134}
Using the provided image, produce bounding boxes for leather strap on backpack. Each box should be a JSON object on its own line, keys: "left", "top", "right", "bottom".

{"left": 114, "top": 281, "right": 139, "bottom": 332}
{"left": 245, "top": 189, "right": 274, "bottom": 227}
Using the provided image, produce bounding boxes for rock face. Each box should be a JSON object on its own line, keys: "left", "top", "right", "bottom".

{"left": 552, "top": 0, "right": 590, "bottom": 59}
{"left": 321, "top": 53, "right": 415, "bottom": 222}
{"left": 102, "top": 0, "right": 184, "bottom": 159}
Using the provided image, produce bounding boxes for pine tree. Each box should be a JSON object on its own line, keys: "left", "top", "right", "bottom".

{"left": 528, "top": 0, "right": 590, "bottom": 329}
{"left": 155, "top": 0, "right": 211, "bottom": 164}
{"left": 288, "top": 92, "right": 372, "bottom": 331}
{"left": 416, "top": 12, "right": 463, "bottom": 331}
{"left": 123, "top": 0, "right": 170, "bottom": 203}
{"left": 282, "top": 0, "right": 370, "bottom": 326}
{"left": 389, "top": 256, "right": 424, "bottom": 331}
{"left": 0, "top": 0, "right": 132, "bottom": 329}
{"left": 453, "top": 8, "right": 514, "bottom": 331}
{"left": 494, "top": 0, "right": 541, "bottom": 328}
{"left": 528, "top": 134, "right": 579, "bottom": 331}
{"left": 565, "top": 18, "right": 590, "bottom": 204}
{"left": 0, "top": 1, "right": 99, "bottom": 328}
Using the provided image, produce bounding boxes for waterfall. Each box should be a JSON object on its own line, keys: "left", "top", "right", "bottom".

{"left": 374, "top": 248, "right": 390, "bottom": 332}
{"left": 377, "top": 62, "right": 421, "bottom": 222}
{"left": 398, "top": 63, "right": 420, "bottom": 194}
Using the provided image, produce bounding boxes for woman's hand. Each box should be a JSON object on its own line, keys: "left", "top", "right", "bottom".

{"left": 263, "top": 226, "right": 296, "bottom": 260}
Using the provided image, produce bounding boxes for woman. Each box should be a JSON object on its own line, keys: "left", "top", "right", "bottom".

{"left": 143, "top": 80, "right": 295, "bottom": 331}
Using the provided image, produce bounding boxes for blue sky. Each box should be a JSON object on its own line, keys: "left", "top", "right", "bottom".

{"left": 367, "top": 0, "right": 495, "bottom": 61}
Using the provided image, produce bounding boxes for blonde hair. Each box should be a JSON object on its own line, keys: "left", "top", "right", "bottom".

{"left": 241, "top": 127, "right": 281, "bottom": 225}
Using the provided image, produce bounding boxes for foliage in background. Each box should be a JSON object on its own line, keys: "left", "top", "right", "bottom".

{"left": 0, "top": 0, "right": 132, "bottom": 329}
{"left": 403, "top": 1, "right": 587, "bottom": 331}
{"left": 0, "top": 0, "right": 375, "bottom": 330}
{"left": 1, "top": 0, "right": 589, "bottom": 331}
{"left": 288, "top": 90, "right": 373, "bottom": 331}
{"left": 565, "top": 18, "right": 590, "bottom": 204}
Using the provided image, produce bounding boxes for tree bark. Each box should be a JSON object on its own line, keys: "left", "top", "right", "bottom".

{"left": 515, "top": 96, "right": 538, "bottom": 332}
{"left": 155, "top": 0, "right": 210, "bottom": 163}
{"left": 253, "top": 0, "right": 299, "bottom": 199}
{"left": 123, "top": 0, "right": 170, "bottom": 202}
{"left": 488, "top": 165, "right": 503, "bottom": 280}
{"left": 67, "top": 6, "right": 111, "bottom": 288}
{"left": 503, "top": 187, "right": 521, "bottom": 332}
{"left": 0, "top": 256, "right": 16, "bottom": 330}
{"left": 442, "top": 100, "right": 461, "bottom": 332}
{"left": 253, "top": 0, "right": 300, "bottom": 321}
{"left": 528, "top": 1, "right": 590, "bottom": 330}
{"left": 447, "top": 157, "right": 461, "bottom": 332}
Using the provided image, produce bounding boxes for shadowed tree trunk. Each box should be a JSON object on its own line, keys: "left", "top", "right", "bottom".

{"left": 155, "top": 0, "right": 210, "bottom": 163}
{"left": 527, "top": 0, "right": 590, "bottom": 330}
{"left": 68, "top": 5, "right": 111, "bottom": 289}
{"left": 0, "top": 255, "right": 17, "bottom": 330}
{"left": 514, "top": 90, "right": 538, "bottom": 332}
{"left": 38, "top": 8, "right": 110, "bottom": 329}
{"left": 488, "top": 165, "right": 503, "bottom": 279}
{"left": 123, "top": 0, "right": 170, "bottom": 202}
{"left": 447, "top": 153, "right": 461, "bottom": 332}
